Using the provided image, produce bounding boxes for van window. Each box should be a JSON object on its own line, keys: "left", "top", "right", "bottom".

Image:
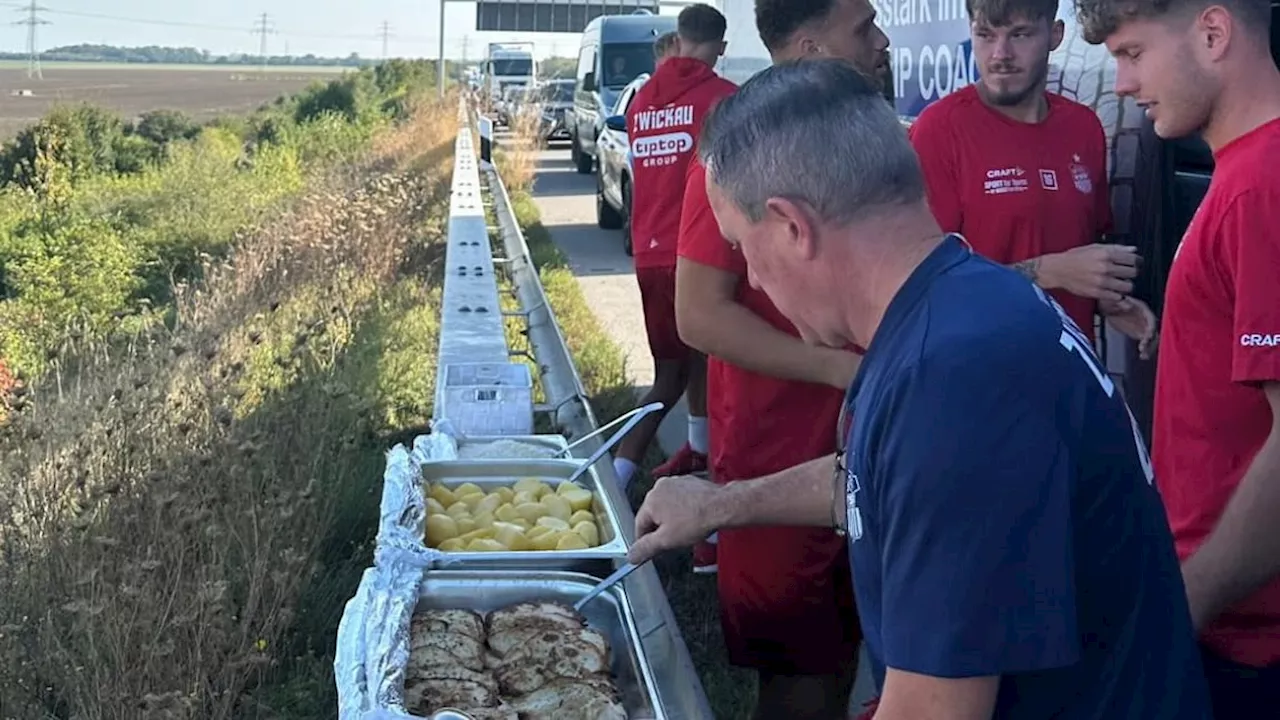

{"left": 577, "top": 44, "right": 597, "bottom": 89}
{"left": 600, "top": 43, "right": 657, "bottom": 89}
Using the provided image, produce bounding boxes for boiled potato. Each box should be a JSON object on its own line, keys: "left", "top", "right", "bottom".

{"left": 459, "top": 527, "right": 494, "bottom": 543}
{"left": 454, "top": 482, "right": 484, "bottom": 498}
{"left": 555, "top": 481, "right": 577, "bottom": 497}
{"left": 573, "top": 521, "right": 600, "bottom": 547}
{"left": 512, "top": 477, "right": 544, "bottom": 496}
{"left": 556, "top": 533, "right": 590, "bottom": 551}
{"left": 536, "top": 516, "right": 571, "bottom": 532}
{"left": 446, "top": 501, "right": 471, "bottom": 518}
{"left": 458, "top": 492, "right": 486, "bottom": 511}
{"left": 561, "top": 487, "right": 594, "bottom": 513}
{"left": 495, "top": 503, "right": 520, "bottom": 523}
{"left": 475, "top": 493, "right": 503, "bottom": 516}
{"left": 438, "top": 538, "right": 466, "bottom": 552}
{"left": 512, "top": 490, "right": 538, "bottom": 507}
{"left": 570, "top": 509, "right": 595, "bottom": 526}
{"left": 426, "top": 514, "right": 459, "bottom": 547}
{"left": 454, "top": 517, "right": 477, "bottom": 535}
{"left": 493, "top": 523, "right": 531, "bottom": 551}
{"left": 511, "top": 518, "right": 532, "bottom": 531}
{"left": 426, "top": 497, "right": 447, "bottom": 516}
{"left": 514, "top": 502, "right": 545, "bottom": 523}
{"left": 540, "top": 494, "right": 572, "bottom": 523}
{"left": 428, "top": 484, "right": 457, "bottom": 508}
{"left": 495, "top": 487, "right": 515, "bottom": 504}
{"left": 473, "top": 511, "right": 496, "bottom": 530}
{"left": 532, "top": 531, "right": 564, "bottom": 551}
{"left": 466, "top": 538, "right": 508, "bottom": 552}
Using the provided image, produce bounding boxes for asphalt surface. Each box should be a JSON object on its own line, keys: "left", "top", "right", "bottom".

{"left": 524, "top": 140, "right": 877, "bottom": 712}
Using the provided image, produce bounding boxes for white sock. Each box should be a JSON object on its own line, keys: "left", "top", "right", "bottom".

{"left": 688, "top": 416, "right": 709, "bottom": 455}
{"left": 613, "top": 457, "right": 638, "bottom": 488}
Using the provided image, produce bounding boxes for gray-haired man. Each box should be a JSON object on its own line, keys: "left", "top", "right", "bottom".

{"left": 640, "top": 59, "right": 1211, "bottom": 720}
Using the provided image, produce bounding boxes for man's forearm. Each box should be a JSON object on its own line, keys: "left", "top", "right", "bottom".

{"left": 716, "top": 454, "right": 840, "bottom": 530}
{"left": 1182, "top": 426, "right": 1280, "bottom": 629}
{"left": 1010, "top": 254, "right": 1058, "bottom": 289}
{"left": 680, "top": 299, "right": 857, "bottom": 388}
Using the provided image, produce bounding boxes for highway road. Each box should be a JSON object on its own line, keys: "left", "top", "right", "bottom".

{"left": 526, "top": 141, "right": 877, "bottom": 713}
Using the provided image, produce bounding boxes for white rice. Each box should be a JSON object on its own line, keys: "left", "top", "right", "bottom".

{"left": 457, "top": 439, "right": 560, "bottom": 459}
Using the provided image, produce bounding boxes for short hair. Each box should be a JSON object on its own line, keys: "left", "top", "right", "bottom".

{"left": 1074, "top": 0, "right": 1271, "bottom": 44}
{"left": 677, "top": 3, "right": 728, "bottom": 44}
{"left": 699, "top": 59, "right": 924, "bottom": 226}
{"left": 755, "top": 0, "right": 839, "bottom": 52}
{"left": 654, "top": 31, "right": 678, "bottom": 59}
{"left": 967, "top": 0, "right": 1059, "bottom": 25}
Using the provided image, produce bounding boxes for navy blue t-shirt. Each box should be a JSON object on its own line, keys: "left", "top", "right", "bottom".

{"left": 844, "top": 236, "right": 1210, "bottom": 718}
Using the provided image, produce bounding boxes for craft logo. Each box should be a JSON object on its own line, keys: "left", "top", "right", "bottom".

{"left": 984, "top": 166, "right": 1028, "bottom": 195}
{"left": 1070, "top": 154, "right": 1093, "bottom": 194}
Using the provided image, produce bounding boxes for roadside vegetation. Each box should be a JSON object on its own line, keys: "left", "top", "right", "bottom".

{"left": 492, "top": 117, "right": 757, "bottom": 720}
{"left": 0, "top": 60, "right": 459, "bottom": 718}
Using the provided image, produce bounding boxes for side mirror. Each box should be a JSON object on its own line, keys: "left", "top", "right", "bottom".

{"left": 604, "top": 115, "right": 626, "bottom": 132}
{"left": 583, "top": 71, "right": 596, "bottom": 92}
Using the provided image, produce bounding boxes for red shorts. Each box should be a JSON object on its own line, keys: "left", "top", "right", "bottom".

{"left": 635, "top": 265, "right": 690, "bottom": 362}
{"left": 717, "top": 524, "right": 862, "bottom": 675}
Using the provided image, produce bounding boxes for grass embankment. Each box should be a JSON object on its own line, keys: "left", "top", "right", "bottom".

{"left": 492, "top": 120, "right": 757, "bottom": 720}
{"left": 0, "top": 93, "right": 460, "bottom": 718}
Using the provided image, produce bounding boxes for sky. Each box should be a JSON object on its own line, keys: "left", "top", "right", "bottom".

{"left": 0, "top": 0, "right": 686, "bottom": 61}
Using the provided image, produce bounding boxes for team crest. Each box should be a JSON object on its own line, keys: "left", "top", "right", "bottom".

{"left": 1070, "top": 154, "right": 1092, "bottom": 194}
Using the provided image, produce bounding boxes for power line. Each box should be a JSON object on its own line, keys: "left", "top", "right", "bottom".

{"left": 379, "top": 20, "right": 392, "bottom": 59}
{"left": 12, "top": 1, "right": 51, "bottom": 80}
{"left": 252, "top": 12, "right": 277, "bottom": 72}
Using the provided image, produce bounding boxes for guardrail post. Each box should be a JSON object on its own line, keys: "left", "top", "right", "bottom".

{"left": 478, "top": 115, "right": 494, "bottom": 169}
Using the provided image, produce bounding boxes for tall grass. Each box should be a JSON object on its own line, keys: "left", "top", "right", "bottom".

{"left": 0, "top": 95, "right": 459, "bottom": 719}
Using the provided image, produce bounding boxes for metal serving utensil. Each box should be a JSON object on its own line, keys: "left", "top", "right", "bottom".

{"left": 574, "top": 560, "right": 647, "bottom": 612}
{"left": 563, "top": 402, "right": 664, "bottom": 486}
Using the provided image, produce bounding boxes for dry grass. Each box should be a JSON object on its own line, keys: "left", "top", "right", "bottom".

{"left": 488, "top": 112, "right": 756, "bottom": 720}
{"left": 0, "top": 93, "right": 460, "bottom": 720}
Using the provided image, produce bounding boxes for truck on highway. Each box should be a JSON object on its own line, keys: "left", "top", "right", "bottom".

{"left": 485, "top": 42, "right": 537, "bottom": 117}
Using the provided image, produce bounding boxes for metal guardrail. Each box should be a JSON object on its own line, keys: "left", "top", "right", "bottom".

{"left": 475, "top": 114, "right": 716, "bottom": 720}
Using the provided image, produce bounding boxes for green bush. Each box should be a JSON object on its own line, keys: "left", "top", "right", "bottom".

{"left": 0, "top": 59, "right": 442, "bottom": 387}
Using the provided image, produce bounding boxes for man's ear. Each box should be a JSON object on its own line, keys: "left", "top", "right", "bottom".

{"left": 763, "top": 197, "right": 819, "bottom": 260}
{"left": 717, "top": 40, "right": 728, "bottom": 57}
{"left": 1050, "top": 19, "right": 1065, "bottom": 51}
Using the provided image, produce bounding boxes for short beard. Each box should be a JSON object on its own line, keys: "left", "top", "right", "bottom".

{"left": 979, "top": 60, "right": 1049, "bottom": 108}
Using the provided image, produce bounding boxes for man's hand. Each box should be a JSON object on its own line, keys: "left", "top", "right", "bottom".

{"left": 629, "top": 474, "right": 724, "bottom": 565}
{"left": 1035, "top": 245, "right": 1141, "bottom": 302}
{"left": 1101, "top": 296, "right": 1159, "bottom": 360}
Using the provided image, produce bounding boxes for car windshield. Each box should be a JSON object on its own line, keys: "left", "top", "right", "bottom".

{"left": 600, "top": 43, "right": 656, "bottom": 89}
{"left": 491, "top": 58, "right": 532, "bottom": 76}
{"left": 540, "top": 82, "right": 574, "bottom": 102}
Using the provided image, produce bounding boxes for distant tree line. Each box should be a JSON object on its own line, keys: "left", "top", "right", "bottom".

{"left": 0, "top": 44, "right": 375, "bottom": 67}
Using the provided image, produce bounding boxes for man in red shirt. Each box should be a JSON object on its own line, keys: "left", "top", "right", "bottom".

{"left": 909, "top": 0, "right": 1156, "bottom": 352}
{"left": 675, "top": 0, "right": 889, "bottom": 716}
{"left": 618, "top": 4, "right": 735, "bottom": 573}
{"left": 1076, "top": 0, "right": 1280, "bottom": 714}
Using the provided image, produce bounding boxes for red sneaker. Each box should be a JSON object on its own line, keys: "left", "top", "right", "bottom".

{"left": 692, "top": 540, "right": 718, "bottom": 574}
{"left": 652, "top": 443, "right": 708, "bottom": 479}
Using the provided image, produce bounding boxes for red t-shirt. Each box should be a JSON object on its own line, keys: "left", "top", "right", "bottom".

{"left": 908, "top": 85, "right": 1111, "bottom": 342}
{"left": 1153, "top": 117, "right": 1280, "bottom": 666}
{"left": 626, "top": 58, "right": 737, "bottom": 269}
{"left": 677, "top": 159, "right": 844, "bottom": 482}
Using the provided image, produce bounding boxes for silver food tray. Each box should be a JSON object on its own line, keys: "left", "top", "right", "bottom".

{"left": 420, "top": 459, "right": 629, "bottom": 569}
{"left": 413, "top": 569, "right": 665, "bottom": 720}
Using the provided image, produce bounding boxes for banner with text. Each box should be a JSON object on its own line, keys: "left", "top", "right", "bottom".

{"left": 874, "top": 0, "right": 979, "bottom": 118}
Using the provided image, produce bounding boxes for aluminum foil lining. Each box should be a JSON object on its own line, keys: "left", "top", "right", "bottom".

{"left": 334, "top": 550, "right": 434, "bottom": 720}
{"left": 375, "top": 421, "right": 465, "bottom": 566}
